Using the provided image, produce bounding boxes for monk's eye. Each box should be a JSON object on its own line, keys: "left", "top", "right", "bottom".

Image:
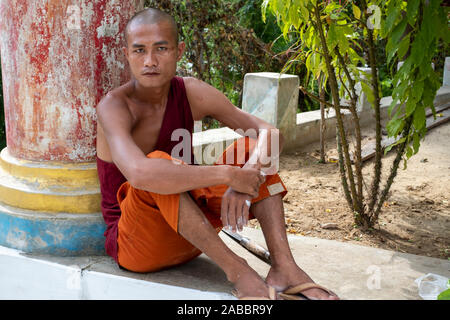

{"left": 134, "top": 48, "right": 144, "bottom": 53}
{"left": 157, "top": 47, "right": 168, "bottom": 52}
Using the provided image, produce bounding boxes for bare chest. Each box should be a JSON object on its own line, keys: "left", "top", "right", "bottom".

{"left": 130, "top": 109, "right": 167, "bottom": 155}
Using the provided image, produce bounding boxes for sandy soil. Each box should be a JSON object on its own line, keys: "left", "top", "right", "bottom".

{"left": 249, "top": 121, "right": 450, "bottom": 260}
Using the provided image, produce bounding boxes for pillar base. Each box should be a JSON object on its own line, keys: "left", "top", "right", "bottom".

{"left": 0, "top": 147, "right": 106, "bottom": 255}
{"left": 0, "top": 148, "right": 101, "bottom": 213}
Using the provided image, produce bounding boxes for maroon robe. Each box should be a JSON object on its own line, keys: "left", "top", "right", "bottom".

{"left": 96, "top": 76, "right": 196, "bottom": 262}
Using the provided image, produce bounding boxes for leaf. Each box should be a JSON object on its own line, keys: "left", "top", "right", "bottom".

{"left": 397, "top": 34, "right": 410, "bottom": 61}
{"left": 352, "top": 4, "right": 361, "bottom": 20}
{"left": 412, "top": 131, "right": 420, "bottom": 154}
{"left": 326, "top": 23, "right": 338, "bottom": 52}
{"left": 384, "top": 2, "right": 400, "bottom": 35}
{"left": 388, "top": 98, "right": 399, "bottom": 118}
{"left": 299, "top": 3, "right": 309, "bottom": 21}
{"left": 413, "top": 105, "right": 426, "bottom": 131}
{"left": 405, "top": 99, "right": 416, "bottom": 117}
{"left": 289, "top": 2, "right": 300, "bottom": 29}
{"left": 409, "top": 31, "right": 426, "bottom": 66}
{"left": 386, "top": 19, "right": 408, "bottom": 64}
{"left": 282, "top": 20, "right": 290, "bottom": 39}
{"left": 384, "top": 137, "right": 406, "bottom": 154}
{"left": 386, "top": 118, "right": 404, "bottom": 138}
{"left": 361, "top": 81, "right": 375, "bottom": 105}
{"left": 411, "top": 80, "right": 424, "bottom": 103}
{"left": 337, "top": 29, "right": 349, "bottom": 53}
{"left": 405, "top": 145, "right": 413, "bottom": 159}
{"left": 406, "top": 0, "right": 420, "bottom": 25}
{"left": 438, "top": 288, "right": 450, "bottom": 300}
{"left": 261, "top": 0, "right": 270, "bottom": 23}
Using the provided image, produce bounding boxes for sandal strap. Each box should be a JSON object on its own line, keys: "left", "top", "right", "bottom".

{"left": 284, "top": 282, "right": 335, "bottom": 296}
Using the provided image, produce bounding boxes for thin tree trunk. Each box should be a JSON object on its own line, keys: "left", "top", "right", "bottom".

{"left": 319, "top": 73, "right": 326, "bottom": 163}
{"left": 373, "top": 119, "right": 413, "bottom": 223}
{"left": 313, "top": 4, "right": 360, "bottom": 214}
{"left": 335, "top": 48, "right": 364, "bottom": 214}
{"left": 361, "top": 0, "right": 382, "bottom": 217}
{"left": 337, "top": 127, "right": 353, "bottom": 209}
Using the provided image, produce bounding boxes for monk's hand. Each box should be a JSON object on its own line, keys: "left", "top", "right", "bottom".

{"left": 227, "top": 166, "right": 265, "bottom": 198}
{"left": 221, "top": 187, "right": 253, "bottom": 233}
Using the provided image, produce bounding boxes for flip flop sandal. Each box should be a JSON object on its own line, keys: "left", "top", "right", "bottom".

{"left": 279, "top": 282, "right": 338, "bottom": 300}
{"left": 232, "top": 286, "right": 277, "bottom": 300}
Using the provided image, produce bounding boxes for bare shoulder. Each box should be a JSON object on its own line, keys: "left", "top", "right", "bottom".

{"left": 183, "top": 76, "right": 228, "bottom": 120}
{"left": 97, "top": 85, "right": 130, "bottom": 116}
{"left": 183, "top": 76, "right": 216, "bottom": 100}
{"left": 96, "top": 83, "right": 135, "bottom": 160}
{"left": 96, "top": 83, "right": 135, "bottom": 129}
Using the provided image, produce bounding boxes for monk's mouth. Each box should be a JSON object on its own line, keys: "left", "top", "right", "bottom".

{"left": 142, "top": 73, "right": 160, "bottom": 77}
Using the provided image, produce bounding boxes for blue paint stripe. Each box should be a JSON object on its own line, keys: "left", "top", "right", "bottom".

{"left": 0, "top": 210, "right": 107, "bottom": 256}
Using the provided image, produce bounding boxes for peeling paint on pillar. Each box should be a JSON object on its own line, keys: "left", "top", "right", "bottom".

{"left": 0, "top": 0, "right": 144, "bottom": 162}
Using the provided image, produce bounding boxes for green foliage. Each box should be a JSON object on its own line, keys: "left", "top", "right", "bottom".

{"left": 262, "top": 0, "right": 449, "bottom": 228}
{"left": 237, "top": 0, "right": 291, "bottom": 53}
{"left": 263, "top": 0, "right": 447, "bottom": 164}
{"left": 384, "top": 0, "right": 448, "bottom": 166}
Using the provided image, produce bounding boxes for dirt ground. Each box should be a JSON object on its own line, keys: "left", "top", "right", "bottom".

{"left": 249, "top": 121, "right": 450, "bottom": 260}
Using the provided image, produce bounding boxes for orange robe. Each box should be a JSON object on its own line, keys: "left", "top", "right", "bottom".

{"left": 116, "top": 136, "right": 288, "bottom": 273}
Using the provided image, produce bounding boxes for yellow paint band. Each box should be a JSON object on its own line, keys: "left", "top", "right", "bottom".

{"left": 0, "top": 184, "right": 101, "bottom": 214}
{"left": 0, "top": 148, "right": 102, "bottom": 213}
{"left": 0, "top": 148, "right": 99, "bottom": 188}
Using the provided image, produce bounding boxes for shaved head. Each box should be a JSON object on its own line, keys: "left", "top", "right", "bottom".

{"left": 125, "top": 8, "right": 179, "bottom": 46}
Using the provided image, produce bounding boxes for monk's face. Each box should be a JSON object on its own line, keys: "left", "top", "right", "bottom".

{"left": 124, "top": 21, "right": 184, "bottom": 88}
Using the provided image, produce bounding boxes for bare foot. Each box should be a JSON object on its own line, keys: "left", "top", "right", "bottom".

{"left": 265, "top": 265, "right": 339, "bottom": 300}
{"left": 228, "top": 259, "right": 278, "bottom": 299}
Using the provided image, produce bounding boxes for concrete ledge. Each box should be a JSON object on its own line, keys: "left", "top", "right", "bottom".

{"left": 229, "top": 228, "right": 450, "bottom": 300}
{"left": 0, "top": 245, "right": 234, "bottom": 300}
{"left": 1, "top": 227, "right": 449, "bottom": 299}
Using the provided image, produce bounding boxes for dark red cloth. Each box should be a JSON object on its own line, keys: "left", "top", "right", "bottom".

{"left": 96, "top": 76, "right": 195, "bottom": 262}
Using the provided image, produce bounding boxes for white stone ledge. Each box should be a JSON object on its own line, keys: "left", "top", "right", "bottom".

{"left": 0, "top": 245, "right": 234, "bottom": 300}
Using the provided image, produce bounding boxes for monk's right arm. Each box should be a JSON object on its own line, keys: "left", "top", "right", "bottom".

{"left": 130, "top": 157, "right": 233, "bottom": 195}
{"left": 97, "top": 94, "right": 246, "bottom": 195}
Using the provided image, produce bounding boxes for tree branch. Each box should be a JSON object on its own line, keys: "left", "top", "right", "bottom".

{"left": 299, "top": 86, "right": 350, "bottom": 110}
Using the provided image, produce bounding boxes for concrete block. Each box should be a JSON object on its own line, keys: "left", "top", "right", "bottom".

{"left": 355, "top": 67, "right": 373, "bottom": 112}
{"left": 194, "top": 120, "right": 202, "bottom": 133}
{"left": 444, "top": 57, "right": 450, "bottom": 87}
{"left": 193, "top": 127, "right": 242, "bottom": 164}
{"left": 242, "top": 72, "right": 299, "bottom": 151}
{"left": 337, "top": 67, "right": 373, "bottom": 112}
{"left": 398, "top": 61, "right": 435, "bottom": 72}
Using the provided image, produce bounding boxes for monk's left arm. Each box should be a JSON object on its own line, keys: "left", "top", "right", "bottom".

{"left": 185, "top": 76, "right": 284, "bottom": 174}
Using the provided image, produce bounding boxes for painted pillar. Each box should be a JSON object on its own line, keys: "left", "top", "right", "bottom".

{"left": 0, "top": 0, "right": 144, "bottom": 255}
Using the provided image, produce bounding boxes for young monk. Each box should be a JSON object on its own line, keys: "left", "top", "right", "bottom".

{"left": 96, "top": 8, "right": 339, "bottom": 300}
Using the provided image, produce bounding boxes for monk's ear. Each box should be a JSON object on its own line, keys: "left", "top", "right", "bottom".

{"left": 176, "top": 41, "right": 185, "bottom": 62}
{"left": 122, "top": 46, "right": 129, "bottom": 61}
